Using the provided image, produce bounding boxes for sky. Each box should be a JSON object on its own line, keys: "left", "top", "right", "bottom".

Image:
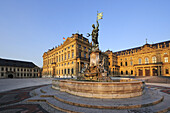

{"left": 0, "top": 0, "right": 170, "bottom": 67}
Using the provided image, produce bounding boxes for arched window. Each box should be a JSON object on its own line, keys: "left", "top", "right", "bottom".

{"left": 152, "top": 56, "right": 156, "bottom": 63}
{"left": 139, "top": 58, "right": 142, "bottom": 64}
{"left": 126, "top": 71, "right": 128, "bottom": 75}
{"left": 166, "top": 69, "right": 169, "bottom": 74}
{"left": 121, "top": 71, "right": 123, "bottom": 75}
{"left": 64, "top": 69, "right": 66, "bottom": 74}
{"left": 145, "top": 57, "right": 149, "bottom": 64}
{"left": 125, "top": 62, "right": 127, "bottom": 66}
{"left": 68, "top": 69, "right": 70, "bottom": 74}
{"left": 71, "top": 68, "right": 74, "bottom": 74}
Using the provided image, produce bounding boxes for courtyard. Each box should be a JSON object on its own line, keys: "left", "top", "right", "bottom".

{"left": 0, "top": 78, "right": 169, "bottom": 113}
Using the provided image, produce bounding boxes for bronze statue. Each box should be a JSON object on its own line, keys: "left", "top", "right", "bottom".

{"left": 87, "top": 11, "right": 103, "bottom": 49}
{"left": 91, "top": 20, "right": 99, "bottom": 47}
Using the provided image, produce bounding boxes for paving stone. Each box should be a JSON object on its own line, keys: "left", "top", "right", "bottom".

{"left": 27, "top": 85, "right": 170, "bottom": 112}
{"left": 30, "top": 85, "right": 163, "bottom": 108}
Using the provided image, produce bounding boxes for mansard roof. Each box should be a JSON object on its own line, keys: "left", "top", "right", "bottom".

{"left": 0, "top": 58, "right": 38, "bottom": 68}
{"left": 113, "top": 40, "right": 170, "bottom": 55}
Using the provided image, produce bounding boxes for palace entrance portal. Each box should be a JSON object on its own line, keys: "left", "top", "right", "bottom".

{"left": 8, "top": 74, "right": 14, "bottom": 78}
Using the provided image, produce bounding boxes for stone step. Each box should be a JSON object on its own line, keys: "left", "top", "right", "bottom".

{"left": 27, "top": 85, "right": 170, "bottom": 113}
{"left": 28, "top": 95, "right": 170, "bottom": 113}
{"left": 34, "top": 85, "right": 163, "bottom": 109}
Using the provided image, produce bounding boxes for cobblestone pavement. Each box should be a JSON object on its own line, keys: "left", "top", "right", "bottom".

{"left": 147, "top": 85, "right": 170, "bottom": 95}
{"left": 0, "top": 85, "right": 50, "bottom": 113}
{"left": 0, "top": 84, "right": 169, "bottom": 113}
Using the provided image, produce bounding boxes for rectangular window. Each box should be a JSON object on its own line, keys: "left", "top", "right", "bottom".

{"left": 1, "top": 67, "right": 4, "bottom": 71}
{"left": 165, "top": 57, "right": 168, "bottom": 63}
{"left": 65, "top": 54, "right": 66, "bottom": 60}
{"left": 68, "top": 47, "right": 70, "bottom": 49}
{"left": 62, "top": 55, "right": 63, "bottom": 61}
{"left": 152, "top": 56, "right": 156, "bottom": 63}
{"left": 130, "top": 61, "right": 133, "bottom": 66}
{"left": 78, "top": 45, "right": 81, "bottom": 48}
{"left": 84, "top": 47, "right": 86, "bottom": 50}
{"left": 72, "top": 45, "right": 74, "bottom": 47}
{"left": 84, "top": 53, "right": 86, "bottom": 58}
{"left": 72, "top": 51, "right": 74, "bottom": 58}
{"left": 68, "top": 53, "right": 70, "bottom": 59}
{"left": 79, "top": 52, "right": 81, "bottom": 58}
{"left": 166, "top": 69, "right": 169, "bottom": 74}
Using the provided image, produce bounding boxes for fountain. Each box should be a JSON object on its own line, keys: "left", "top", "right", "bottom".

{"left": 52, "top": 12, "right": 145, "bottom": 99}
{"left": 28, "top": 12, "right": 168, "bottom": 113}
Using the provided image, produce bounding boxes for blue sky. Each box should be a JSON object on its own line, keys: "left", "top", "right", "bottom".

{"left": 0, "top": 0, "right": 170, "bottom": 67}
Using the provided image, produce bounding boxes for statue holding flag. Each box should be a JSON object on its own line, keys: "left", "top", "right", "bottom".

{"left": 87, "top": 11, "right": 103, "bottom": 50}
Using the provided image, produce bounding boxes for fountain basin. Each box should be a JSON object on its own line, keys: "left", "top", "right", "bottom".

{"left": 52, "top": 78, "right": 145, "bottom": 99}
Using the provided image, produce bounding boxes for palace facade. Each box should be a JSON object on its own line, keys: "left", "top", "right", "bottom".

{"left": 42, "top": 33, "right": 170, "bottom": 77}
{"left": 42, "top": 33, "right": 92, "bottom": 77}
{"left": 108, "top": 40, "right": 170, "bottom": 76}
{"left": 0, "top": 58, "right": 40, "bottom": 78}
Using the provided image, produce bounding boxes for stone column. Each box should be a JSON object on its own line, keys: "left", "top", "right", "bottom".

{"left": 113, "top": 68, "right": 115, "bottom": 75}
{"left": 143, "top": 67, "right": 145, "bottom": 76}
{"left": 136, "top": 68, "right": 139, "bottom": 76}
{"left": 133, "top": 68, "right": 136, "bottom": 76}
{"left": 74, "top": 62, "right": 76, "bottom": 76}
{"left": 79, "top": 62, "right": 81, "bottom": 73}
{"left": 158, "top": 66, "right": 160, "bottom": 76}
{"left": 150, "top": 67, "right": 153, "bottom": 76}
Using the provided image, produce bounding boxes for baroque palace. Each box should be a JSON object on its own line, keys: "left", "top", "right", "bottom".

{"left": 42, "top": 33, "right": 170, "bottom": 77}
{"left": 0, "top": 58, "right": 40, "bottom": 78}
{"left": 43, "top": 33, "right": 92, "bottom": 77}
{"left": 108, "top": 40, "right": 170, "bottom": 76}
